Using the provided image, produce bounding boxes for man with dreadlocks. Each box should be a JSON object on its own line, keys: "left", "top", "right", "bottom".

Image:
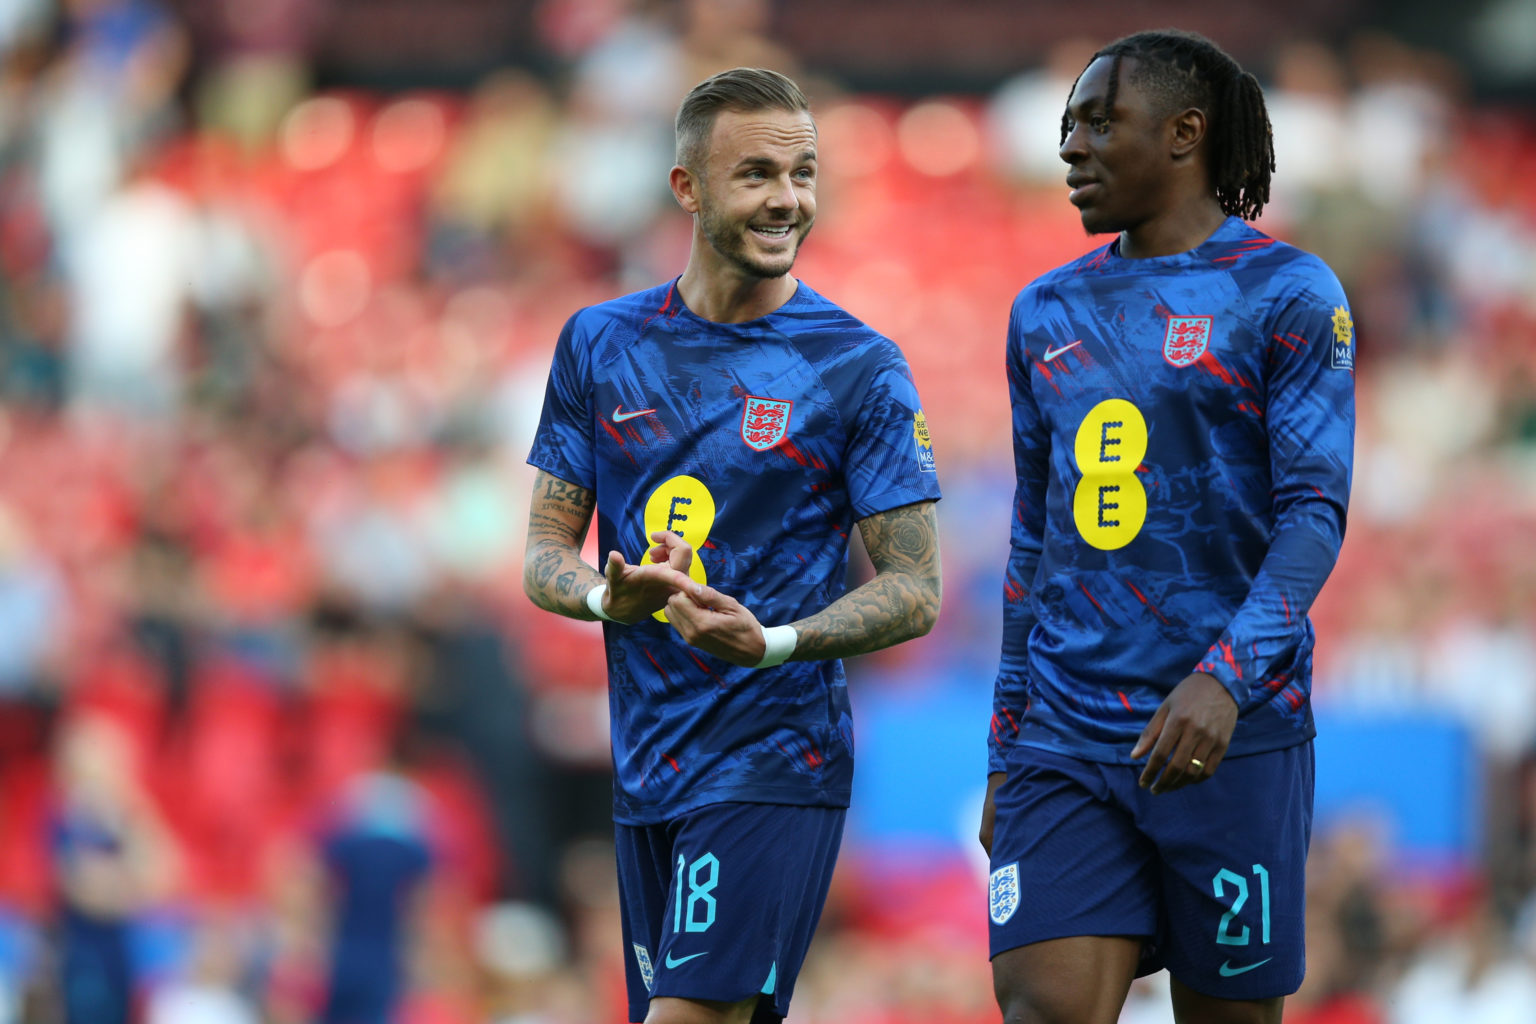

{"left": 978, "top": 29, "right": 1354, "bottom": 1024}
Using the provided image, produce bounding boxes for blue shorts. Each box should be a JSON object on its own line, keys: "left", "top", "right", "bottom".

{"left": 615, "top": 802, "right": 846, "bottom": 1023}
{"left": 987, "top": 743, "right": 1314, "bottom": 1000}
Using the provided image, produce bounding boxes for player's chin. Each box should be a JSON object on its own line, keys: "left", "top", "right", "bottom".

{"left": 740, "top": 248, "right": 800, "bottom": 279}
{"left": 1075, "top": 208, "right": 1119, "bottom": 236}
{"left": 1070, "top": 198, "right": 1119, "bottom": 236}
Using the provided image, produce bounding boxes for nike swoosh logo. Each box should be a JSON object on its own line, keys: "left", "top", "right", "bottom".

{"left": 1219, "top": 957, "right": 1272, "bottom": 977}
{"left": 664, "top": 951, "right": 708, "bottom": 968}
{"left": 1042, "top": 340, "right": 1082, "bottom": 362}
{"left": 613, "top": 405, "right": 656, "bottom": 423}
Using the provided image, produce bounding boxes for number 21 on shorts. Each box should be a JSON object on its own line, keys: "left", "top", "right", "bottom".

{"left": 1213, "top": 863, "right": 1271, "bottom": 946}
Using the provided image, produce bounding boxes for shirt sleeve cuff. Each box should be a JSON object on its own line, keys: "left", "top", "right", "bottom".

{"left": 1195, "top": 644, "right": 1250, "bottom": 706}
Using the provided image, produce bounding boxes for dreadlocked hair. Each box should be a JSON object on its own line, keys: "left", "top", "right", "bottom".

{"left": 1059, "top": 29, "right": 1274, "bottom": 221}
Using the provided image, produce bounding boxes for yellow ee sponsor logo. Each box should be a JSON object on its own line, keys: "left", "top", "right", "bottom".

{"left": 643, "top": 475, "right": 716, "bottom": 621}
{"left": 1071, "top": 398, "right": 1147, "bottom": 550}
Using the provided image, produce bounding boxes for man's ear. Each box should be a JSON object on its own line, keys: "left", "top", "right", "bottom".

{"left": 670, "top": 165, "right": 700, "bottom": 214}
{"left": 1170, "top": 107, "right": 1208, "bottom": 160}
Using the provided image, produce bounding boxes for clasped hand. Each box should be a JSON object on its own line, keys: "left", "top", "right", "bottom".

{"left": 598, "top": 532, "right": 773, "bottom": 667}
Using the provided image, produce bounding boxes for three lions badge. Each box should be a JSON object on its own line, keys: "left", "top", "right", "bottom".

{"left": 989, "top": 862, "right": 1020, "bottom": 925}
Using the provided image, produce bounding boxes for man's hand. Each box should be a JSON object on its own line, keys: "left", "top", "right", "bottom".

{"left": 979, "top": 771, "right": 1006, "bottom": 856}
{"left": 1131, "top": 671, "right": 1238, "bottom": 794}
{"left": 660, "top": 582, "right": 773, "bottom": 666}
{"left": 597, "top": 531, "right": 694, "bottom": 623}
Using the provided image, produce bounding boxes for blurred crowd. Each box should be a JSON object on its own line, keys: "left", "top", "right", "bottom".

{"left": 0, "top": 0, "right": 1531, "bottom": 1022}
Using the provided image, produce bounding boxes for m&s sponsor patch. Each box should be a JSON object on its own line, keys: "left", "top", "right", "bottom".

{"left": 913, "top": 410, "right": 936, "bottom": 473}
{"left": 1330, "top": 306, "right": 1354, "bottom": 371}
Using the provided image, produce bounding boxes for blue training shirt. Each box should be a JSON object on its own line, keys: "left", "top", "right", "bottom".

{"left": 530, "top": 278, "right": 941, "bottom": 824}
{"left": 989, "top": 217, "right": 1354, "bottom": 770}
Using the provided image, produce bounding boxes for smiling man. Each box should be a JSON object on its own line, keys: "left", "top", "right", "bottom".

{"left": 523, "top": 68, "right": 943, "bottom": 1024}
{"left": 979, "top": 30, "right": 1354, "bottom": 1024}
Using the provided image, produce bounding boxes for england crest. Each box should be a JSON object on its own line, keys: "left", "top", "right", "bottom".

{"left": 989, "top": 862, "right": 1021, "bottom": 925}
{"left": 1163, "top": 315, "right": 1212, "bottom": 367}
{"left": 741, "top": 395, "right": 793, "bottom": 451}
{"left": 633, "top": 944, "right": 655, "bottom": 990}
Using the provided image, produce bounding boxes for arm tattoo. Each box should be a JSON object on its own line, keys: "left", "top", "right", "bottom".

{"left": 528, "top": 547, "right": 564, "bottom": 590}
{"left": 523, "top": 470, "right": 606, "bottom": 618}
{"left": 791, "top": 500, "right": 942, "bottom": 661}
{"left": 540, "top": 474, "right": 596, "bottom": 514}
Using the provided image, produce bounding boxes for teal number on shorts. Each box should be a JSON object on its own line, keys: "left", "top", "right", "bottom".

{"left": 674, "top": 853, "right": 720, "bottom": 934}
{"left": 1254, "top": 863, "right": 1271, "bottom": 944}
{"left": 1213, "top": 864, "right": 1271, "bottom": 947}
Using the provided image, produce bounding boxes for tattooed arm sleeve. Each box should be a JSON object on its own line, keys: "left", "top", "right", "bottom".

{"left": 522, "top": 469, "right": 607, "bottom": 620}
{"left": 788, "top": 499, "right": 942, "bottom": 661}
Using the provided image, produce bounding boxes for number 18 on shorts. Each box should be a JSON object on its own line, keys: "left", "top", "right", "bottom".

{"left": 615, "top": 803, "right": 845, "bottom": 1022}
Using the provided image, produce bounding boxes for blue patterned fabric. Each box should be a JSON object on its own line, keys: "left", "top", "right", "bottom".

{"left": 530, "top": 279, "right": 941, "bottom": 824}
{"left": 990, "top": 218, "right": 1354, "bottom": 768}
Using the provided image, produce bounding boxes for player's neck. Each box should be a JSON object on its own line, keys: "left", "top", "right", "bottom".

{"left": 1118, "top": 197, "right": 1228, "bottom": 260}
{"left": 676, "top": 262, "right": 798, "bottom": 324}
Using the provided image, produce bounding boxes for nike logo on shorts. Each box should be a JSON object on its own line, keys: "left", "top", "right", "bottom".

{"left": 1042, "top": 340, "right": 1082, "bottom": 362}
{"left": 613, "top": 405, "right": 656, "bottom": 423}
{"left": 1218, "top": 957, "right": 1272, "bottom": 977}
{"left": 664, "top": 951, "right": 708, "bottom": 968}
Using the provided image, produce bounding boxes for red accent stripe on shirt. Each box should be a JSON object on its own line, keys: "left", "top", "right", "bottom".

{"left": 1077, "top": 580, "right": 1104, "bottom": 614}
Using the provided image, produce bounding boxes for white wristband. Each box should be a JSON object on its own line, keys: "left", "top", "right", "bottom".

{"left": 754, "top": 624, "right": 798, "bottom": 669}
{"left": 586, "top": 584, "right": 617, "bottom": 622}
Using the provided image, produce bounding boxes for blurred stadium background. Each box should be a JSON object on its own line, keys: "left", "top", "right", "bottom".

{"left": 0, "top": 0, "right": 1532, "bottom": 1021}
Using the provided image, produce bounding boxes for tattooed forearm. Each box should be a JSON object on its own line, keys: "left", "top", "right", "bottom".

{"left": 528, "top": 547, "right": 564, "bottom": 590}
{"left": 524, "top": 536, "right": 604, "bottom": 616}
{"left": 523, "top": 470, "right": 605, "bottom": 618}
{"left": 791, "top": 578, "right": 931, "bottom": 659}
{"left": 790, "top": 501, "right": 942, "bottom": 661}
{"left": 541, "top": 474, "right": 596, "bottom": 514}
{"left": 528, "top": 510, "right": 579, "bottom": 534}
